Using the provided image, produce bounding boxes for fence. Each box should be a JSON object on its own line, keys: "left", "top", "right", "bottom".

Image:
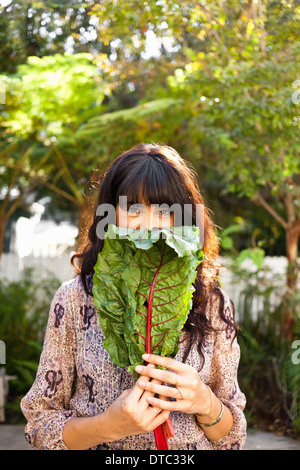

{"left": 0, "top": 252, "right": 77, "bottom": 284}
{"left": 1, "top": 252, "right": 299, "bottom": 322}
{"left": 0, "top": 369, "right": 17, "bottom": 422}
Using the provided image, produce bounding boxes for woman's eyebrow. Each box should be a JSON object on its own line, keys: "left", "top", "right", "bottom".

{"left": 126, "top": 200, "right": 139, "bottom": 207}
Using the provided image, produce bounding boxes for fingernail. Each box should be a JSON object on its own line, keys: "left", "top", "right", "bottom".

{"left": 147, "top": 396, "right": 154, "bottom": 403}
{"left": 142, "top": 354, "right": 150, "bottom": 359}
{"left": 139, "top": 381, "right": 146, "bottom": 387}
{"left": 135, "top": 365, "right": 143, "bottom": 373}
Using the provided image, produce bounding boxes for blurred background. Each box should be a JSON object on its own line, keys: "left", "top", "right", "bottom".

{"left": 0, "top": 0, "right": 299, "bottom": 441}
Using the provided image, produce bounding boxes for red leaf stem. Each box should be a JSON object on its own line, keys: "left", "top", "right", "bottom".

{"left": 144, "top": 244, "right": 174, "bottom": 449}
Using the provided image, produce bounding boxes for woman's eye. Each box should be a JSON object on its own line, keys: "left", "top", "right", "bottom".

{"left": 159, "top": 210, "right": 171, "bottom": 216}
{"left": 128, "top": 206, "right": 140, "bottom": 215}
{"left": 127, "top": 206, "right": 172, "bottom": 217}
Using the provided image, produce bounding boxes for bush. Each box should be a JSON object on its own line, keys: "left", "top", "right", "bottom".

{"left": 230, "top": 258, "right": 300, "bottom": 438}
{"left": 0, "top": 268, "right": 61, "bottom": 423}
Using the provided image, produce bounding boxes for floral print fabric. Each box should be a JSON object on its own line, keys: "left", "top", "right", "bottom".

{"left": 20, "top": 274, "right": 247, "bottom": 450}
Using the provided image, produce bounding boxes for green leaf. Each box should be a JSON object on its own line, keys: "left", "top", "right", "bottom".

{"left": 93, "top": 224, "right": 204, "bottom": 374}
{"left": 221, "top": 236, "right": 234, "bottom": 250}
{"left": 235, "top": 247, "right": 265, "bottom": 270}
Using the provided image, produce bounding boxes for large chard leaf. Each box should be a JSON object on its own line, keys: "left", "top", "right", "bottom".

{"left": 92, "top": 224, "right": 204, "bottom": 373}
{"left": 92, "top": 227, "right": 138, "bottom": 367}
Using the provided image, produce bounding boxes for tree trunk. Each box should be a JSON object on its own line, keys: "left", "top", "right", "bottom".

{"left": 0, "top": 215, "right": 8, "bottom": 259}
{"left": 75, "top": 196, "right": 95, "bottom": 254}
{"left": 281, "top": 221, "right": 300, "bottom": 341}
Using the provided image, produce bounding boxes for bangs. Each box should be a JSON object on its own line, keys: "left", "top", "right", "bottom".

{"left": 116, "top": 158, "right": 183, "bottom": 210}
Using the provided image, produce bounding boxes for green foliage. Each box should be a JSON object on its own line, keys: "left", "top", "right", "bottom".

{"left": 235, "top": 247, "right": 266, "bottom": 271}
{"left": 0, "top": 1, "right": 98, "bottom": 74}
{"left": 0, "top": 0, "right": 299, "bottom": 430}
{"left": 0, "top": 139, "right": 53, "bottom": 209}
{"left": 217, "top": 223, "right": 245, "bottom": 252}
{"left": 93, "top": 224, "right": 203, "bottom": 375}
{"left": 1, "top": 53, "right": 108, "bottom": 139}
{"left": 1, "top": 1, "right": 299, "bottom": 247}
{"left": 157, "top": 41, "right": 300, "bottom": 201}
{"left": 0, "top": 52, "right": 111, "bottom": 251}
{"left": 230, "top": 260, "right": 300, "bottom": 436}
{"left": 0, "top": 268, "right": 61, "bottom": 422}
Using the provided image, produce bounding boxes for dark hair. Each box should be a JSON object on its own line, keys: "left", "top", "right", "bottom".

{"left": 71, "top": 143, "right": 238, "bottom": 369}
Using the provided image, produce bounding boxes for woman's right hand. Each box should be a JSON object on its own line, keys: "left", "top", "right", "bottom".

{"left": 103, "top": 364, "right": 170, "bottom": 441}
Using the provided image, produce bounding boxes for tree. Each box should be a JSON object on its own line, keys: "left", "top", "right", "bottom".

{"left": 1, "top": 0, "right": 299, "bottom": 340}
{"left": 78, "top": 0, "right": 300, "bottom": 340}
{"left": 160, "top": 40, "right": 300, "bottom": 341}
{"left": 0, "top": 52, "right": 110, "bottom": 257}
{"left": 0, "top": 0, "right": 100, "bottom": 73}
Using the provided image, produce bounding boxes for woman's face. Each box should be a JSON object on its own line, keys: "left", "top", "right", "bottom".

{"left": 116, "top": 196, "right": 174, "bottom": 230}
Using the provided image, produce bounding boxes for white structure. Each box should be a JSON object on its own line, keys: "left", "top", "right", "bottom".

{"left": 0, "top": 368, "right": 17, "bottom": 422}
{"left": 1, "top": 252, "right": 299, "bottom": 319}
{"left": 12, "top": 202, "right": 78, "bottom": 260}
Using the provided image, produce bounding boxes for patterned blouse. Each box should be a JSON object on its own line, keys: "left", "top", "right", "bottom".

{"left": 21, "top": 273, "right": 247, "bottom": 450}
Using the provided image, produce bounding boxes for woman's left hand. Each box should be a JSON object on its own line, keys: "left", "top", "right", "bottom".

{"left": 135, "top": 353, "right": 211, "bottom": 416}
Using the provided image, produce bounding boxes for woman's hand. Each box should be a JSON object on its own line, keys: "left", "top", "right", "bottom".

{"left": 104, "top": 364, "right": 170, "bottom": 441}
{"left": 135, "top": 354, "right": 211, "bottom": 416}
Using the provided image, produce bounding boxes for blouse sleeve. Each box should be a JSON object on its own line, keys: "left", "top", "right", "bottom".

{"left": 20, "top": 280, "right": 77, "bottom": 450}
{"left": 204, "top": 289, "right": 247, "bottom": 450}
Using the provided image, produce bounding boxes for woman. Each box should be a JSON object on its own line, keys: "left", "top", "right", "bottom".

{"left": 21, "top": 143, "right": 247, "bottom": 450}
